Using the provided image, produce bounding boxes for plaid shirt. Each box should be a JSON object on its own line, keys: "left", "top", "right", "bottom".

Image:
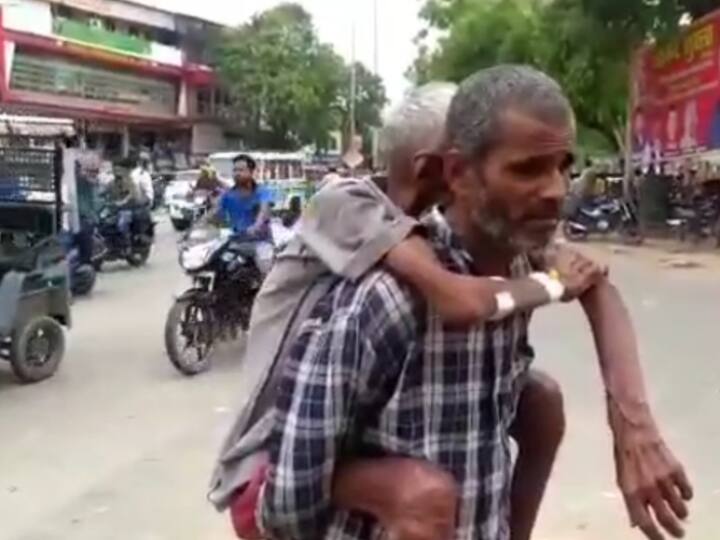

{"left": 260, "top": 208, "right": 535, "bottom": 540}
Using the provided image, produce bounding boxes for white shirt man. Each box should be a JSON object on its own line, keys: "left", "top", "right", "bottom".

{"left": 131, "top": 162, "right": 154, "bottom": 206}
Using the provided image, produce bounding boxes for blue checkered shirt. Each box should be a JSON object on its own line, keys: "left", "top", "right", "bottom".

{"left": 260, "top": 208, "right": 535, "bottom": 540}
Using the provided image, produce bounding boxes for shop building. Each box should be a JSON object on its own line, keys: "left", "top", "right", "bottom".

{"left": 0, "top": 0, "right": 237, "bottom": 165}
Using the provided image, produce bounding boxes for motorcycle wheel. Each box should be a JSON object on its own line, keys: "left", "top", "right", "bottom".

{"left": 71, "top": 265, "right": 97, "bottom": 296}
{"left": 619, "top": 223, "right": 644, "bottom": 246}
{"left": 562, "top": 221, "right": 588, "bottom": 242}
{"left": 165, "top": 298, "right": 215, "bottom": 376}
{"left": 171, "top": 219, "right": 190, "bottom": 232}
{"left": 10, "top": 316, "right": 65, "bottom": 383}
{"left": 127, "top": 245, "right": 151, "bottom": 267}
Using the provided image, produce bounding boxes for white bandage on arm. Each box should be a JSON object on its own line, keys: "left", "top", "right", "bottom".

{"left": 489, "top": 291, "right": 516, "bottom": 321}
{"left": 529, "top": 272, "right": 565, "bottom": 302}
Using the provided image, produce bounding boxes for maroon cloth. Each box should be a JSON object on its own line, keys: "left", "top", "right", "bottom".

{"left": 230, "top": 461, "right": 269, "bottom": 539}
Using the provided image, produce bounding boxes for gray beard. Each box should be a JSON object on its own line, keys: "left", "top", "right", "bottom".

{"left": 469, "top": 206, "right": 551, "bottom": 255}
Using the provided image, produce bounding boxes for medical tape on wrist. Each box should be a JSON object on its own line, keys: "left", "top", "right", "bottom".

{"left": 486, "top": 276, "right": 515, "bottom": 321}
{"left": 489, "top": 291, "right": 516, "bottom": 321}
{"left": 529, "top": 272, "right": 565, "bottom": 302}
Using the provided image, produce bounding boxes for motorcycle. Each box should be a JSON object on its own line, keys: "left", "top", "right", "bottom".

{"left": 93, "top": 203, "right": 155, "bottom": 270}
{"left": 666, "top": 194, "right": 720, "bottom": 247}
{"left": 563, "top": 196, "right": 643, "bottom": 244}
{"left": 165, "top": 227, "right": 265, "bottom": 375}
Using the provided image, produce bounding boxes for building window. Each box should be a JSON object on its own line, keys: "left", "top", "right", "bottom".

{"left": 197, "top": 88, "right": 210, "bottom": 115}
{"left": 11, "top": 52, "right": 177, "bottom": 115}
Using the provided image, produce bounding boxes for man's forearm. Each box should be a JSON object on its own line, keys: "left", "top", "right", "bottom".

{"left": 580, "top": 280, "right": 653, "bottom": 426}
{"left": 254, "top": 203, "right": 270, "bottom": 229}
{"left": 386, "top": 237, "right": 561, "bottom": 323}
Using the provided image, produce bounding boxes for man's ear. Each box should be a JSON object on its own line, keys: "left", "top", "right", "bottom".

{"left": 443, "top": 149, "right": 469, "bottom": 197}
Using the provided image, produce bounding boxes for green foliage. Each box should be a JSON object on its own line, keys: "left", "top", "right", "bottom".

{"left": 413, "top": 0, "right": 716, "bottom": 152}
{"left": 216, "top": 3, "right": 386, "bottom": 151}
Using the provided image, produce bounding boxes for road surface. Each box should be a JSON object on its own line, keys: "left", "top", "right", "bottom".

{"left": 0, "top": 220, "right": 718, "bottom": 539}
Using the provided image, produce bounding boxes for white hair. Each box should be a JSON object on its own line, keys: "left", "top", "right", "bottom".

{"left": 379, "top": 82, "right": 457, "bottom": 164}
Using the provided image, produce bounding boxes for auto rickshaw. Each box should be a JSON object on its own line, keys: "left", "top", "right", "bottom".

{"left": 0, "top": 121, "right": 71, "bottom": 383}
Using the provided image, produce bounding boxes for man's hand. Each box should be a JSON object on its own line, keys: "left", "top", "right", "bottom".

{"left": 333, "top": 458, "right": 458, "bottom": 540}
{"left": 378, "top": 460, "right": 458, "bottom": 540}
{"left": 547, "top": 245, "right": 608, "bottom": 302}
{"left": 609, "top": 400, "right": 693, "bottom": 540}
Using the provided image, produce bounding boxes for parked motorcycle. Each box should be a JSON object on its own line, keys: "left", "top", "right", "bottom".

{"left": 165, "top": 227, "right": 265, "bottom": 375}
{"left": 666, "top": 194, "right": 720, "bottom": 247}
{"left": 563, "top": 196, "right": 643, "bottom": 244}
{"left": 93, "top": 204, "right": 155, "bottom": 270}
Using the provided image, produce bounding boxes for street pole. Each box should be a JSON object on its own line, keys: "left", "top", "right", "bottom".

{"left": 373, "top": 0, "right": 379, "bottom": 76}
{"left": 350, "top": 19, "right": 357, "bottom": 148}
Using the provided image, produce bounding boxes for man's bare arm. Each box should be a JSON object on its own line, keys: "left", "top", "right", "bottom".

{"left": 386, "top": 236, "right": 601, "bottom": 324}
{"left": 580, "top": 281, "right": 693, "bottom": 540}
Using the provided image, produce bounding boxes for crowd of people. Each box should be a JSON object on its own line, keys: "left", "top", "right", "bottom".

{"left": 205, "top": 65, "right": 693, "bottom": 540}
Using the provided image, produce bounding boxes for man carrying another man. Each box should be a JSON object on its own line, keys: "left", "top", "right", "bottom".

{"left": 211, "top": 67, "right": 691, "bottom": 540}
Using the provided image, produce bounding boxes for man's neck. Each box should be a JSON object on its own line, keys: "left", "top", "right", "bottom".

{"left": 444, "top": 205, "right": 516, "bottom": 276}
{"left": 235, "top": 182, "right": 254, "bottom": 193}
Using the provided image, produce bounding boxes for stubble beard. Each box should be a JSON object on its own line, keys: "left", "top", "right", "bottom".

{"left": 469, "top": 203, "right": 553, "bottom": 256}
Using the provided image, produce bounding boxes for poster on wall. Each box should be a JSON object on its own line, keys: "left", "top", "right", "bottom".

{"left": 632, "top": 10, "right": 720, "bottom": 168}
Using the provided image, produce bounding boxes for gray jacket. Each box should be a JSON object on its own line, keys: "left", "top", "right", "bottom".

{"left": 208, "top": 177, "right": 416, "bottom": 510}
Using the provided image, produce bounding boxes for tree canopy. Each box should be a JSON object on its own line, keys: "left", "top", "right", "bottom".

{"left": 216, "top": 3, "right": 387, "bottom": 152}
{"left": 412, "top": 0, "right": 716, "bottom": 152}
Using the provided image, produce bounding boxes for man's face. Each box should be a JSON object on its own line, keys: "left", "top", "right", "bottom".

{"left": 233, "top": 160, "right": 254, "bottom": 186}
{"left": 448, "top": 108, "right": 574, "bottom": 253}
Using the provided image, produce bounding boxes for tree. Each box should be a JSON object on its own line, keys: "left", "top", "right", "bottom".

{"left": 216, "top": 3, "right": 386, "bottom": 152}
{"left": 412, "top": 0, "right": 623, "bottom": 150}
{"left": 413, "top": 0, "right": 716, "bottom": 152}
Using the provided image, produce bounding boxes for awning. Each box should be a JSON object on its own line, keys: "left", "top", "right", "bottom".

{"left": 0, "top": 114, "right": 75, "bottom": 138}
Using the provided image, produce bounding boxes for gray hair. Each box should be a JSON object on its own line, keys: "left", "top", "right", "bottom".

{"left": 379, "top": 82, "right": 457, "bottom": 164}
{"left": 446, "top": 65, "right": 573, "bottom": 158}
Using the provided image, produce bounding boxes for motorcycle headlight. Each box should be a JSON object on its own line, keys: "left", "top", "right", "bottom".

{"left": 181, "top": 241, "right": 218, "bottom": 271}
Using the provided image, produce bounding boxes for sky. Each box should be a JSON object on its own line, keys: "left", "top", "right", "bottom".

{"left": 140, "top": 0, "right": 425, "bottom": 105}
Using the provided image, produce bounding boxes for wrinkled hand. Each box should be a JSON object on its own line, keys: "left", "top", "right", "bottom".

{"left": 378, "top": 460, "right": 458, "bottom": 540}
{"left": 609, "top": 401, "right": 693, "bottom": 540}
{"left": 547, "top": 245, "right": 608, "bottom": 302}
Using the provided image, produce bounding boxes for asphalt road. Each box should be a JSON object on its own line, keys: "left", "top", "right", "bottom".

{"left": 0, "top": 219, "right": 718, "bottom": 540}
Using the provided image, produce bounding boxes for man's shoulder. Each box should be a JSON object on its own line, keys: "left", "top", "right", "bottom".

{"left": 332, "top": 268, "right": 424, "bottom": 336}
{"left": 310, "top": 176, "right": 384, "bottom": 206}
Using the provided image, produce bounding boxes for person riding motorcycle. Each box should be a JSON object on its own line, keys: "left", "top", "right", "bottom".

{"left": 194, "top": 165, "right": 224, "bottom": 197}
{"left": 106, "top": 164, "right": 143, "bottom": 252}
{"left": 564, "top": 159, "right": 602, "bottom": 218}
{"left": 191, "top": 165, "right": 225, "bottom": 214}
{"left": 215, "top": 154, "right": 273, "bottom": 275}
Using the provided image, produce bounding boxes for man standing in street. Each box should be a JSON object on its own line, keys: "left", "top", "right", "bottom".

{"left": 258, "top": 66, "right": 692, "bottom": 540}
{"left": 75, "top": 155, "right": 100, "bottom": 265}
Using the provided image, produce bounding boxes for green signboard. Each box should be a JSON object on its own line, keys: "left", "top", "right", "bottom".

{"left": 54, "top": 18, "right": 152, "bottom": 56}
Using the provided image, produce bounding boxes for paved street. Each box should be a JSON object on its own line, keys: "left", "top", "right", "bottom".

{"left": 0, "top": 220, "right": 718, "bottom": 539}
